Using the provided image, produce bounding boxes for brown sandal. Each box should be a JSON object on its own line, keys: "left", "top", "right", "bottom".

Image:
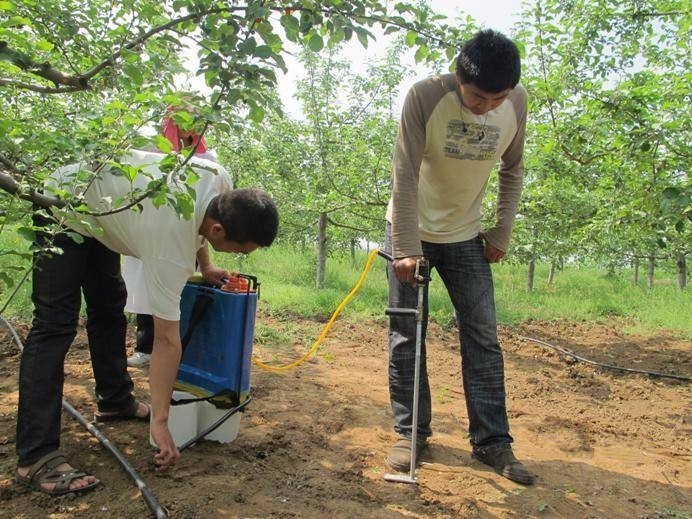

{"left": 15, "top": 451, "right": 100, "bottom": 496}
{"left": 94, "top": 398, "right": 150, "bottom": 423}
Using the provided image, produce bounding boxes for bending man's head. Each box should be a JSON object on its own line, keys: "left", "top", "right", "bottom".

{"left": 203, "top": 188, "right": 279, "bottom": 253}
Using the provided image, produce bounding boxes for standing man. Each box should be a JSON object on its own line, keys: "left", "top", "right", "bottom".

{"left": 385, "top": 29, "right": 534, "bottom": 485}
{"left": 15, "top": 149, "right": 279, "bottom": 495}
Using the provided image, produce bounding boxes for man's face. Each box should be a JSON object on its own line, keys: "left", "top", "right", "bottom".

{"left": 203, "top": 222, "right": 260, "bottom": 255}
{"left": 210, "top": 239, "right": 260, "bottom": 255}
{"left": 458, "top": 81, "right": 512, "bottom": 115}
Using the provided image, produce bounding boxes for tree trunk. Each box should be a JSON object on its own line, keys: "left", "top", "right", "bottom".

{"left": 607, "top": 262, "right": 616, "bottom": 277}
{"left": 527, "top": 259, "right": 535, "bottom": 292}
{"left": 547, "top": 261, "right": 556, "bottom": 285}
{"left": 350, "top": 238, "right": 356, "bottom": 267}
{"left": 316, "top": 212, "right": 327, "bottom": 289}
{"left": 647, "top": 253, "right": 655, "bottom": 291}
{"left": 633, "top": 256, "right": 639, "bottom": 285}
{"left": 678, "top": 253, "right": 687, "bottom": 289}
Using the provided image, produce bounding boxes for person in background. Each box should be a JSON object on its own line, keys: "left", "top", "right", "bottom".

{"left": 126, "top": 105, "right": 218, "bottom": 368}
{"left": 384, "top": 29, "right": 535, "bottom": 485}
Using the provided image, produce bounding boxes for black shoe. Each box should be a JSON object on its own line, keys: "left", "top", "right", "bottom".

{"left": 472, "top": 444, "right": 535, "bottom": 485}
{"left": 386, "top": 437, "right": 428, "bottom": 472}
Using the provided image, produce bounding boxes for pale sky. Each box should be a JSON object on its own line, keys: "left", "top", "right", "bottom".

{"left": 178, "top": 0, "right": 525, "bottom": 116}
{"left": 278, "top": 0, "right": 524, "bottom": 115}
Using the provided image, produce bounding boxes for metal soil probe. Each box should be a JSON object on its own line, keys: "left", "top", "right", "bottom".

{"left": 378, "top": 251, "right": 429, "bottom": 485}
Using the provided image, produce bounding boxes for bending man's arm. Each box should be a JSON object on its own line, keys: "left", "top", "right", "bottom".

{"left": 196, "top": 243, "right": 229, "bottom": 284}
{"left": 149, "top": 316, "right": 182, "bottom": 469}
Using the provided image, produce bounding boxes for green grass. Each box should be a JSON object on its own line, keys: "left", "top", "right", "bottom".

{"left": 493, "top": 263, "right": 691, "bottom": 336}
{"left": 1, "top": 236, "right": 690, "bottom": 339}
{"left": 0, "top": 228, "right": 33, "bottom": 320}
{"left": 217, "top": 245, "right": 691, "bottom": 339}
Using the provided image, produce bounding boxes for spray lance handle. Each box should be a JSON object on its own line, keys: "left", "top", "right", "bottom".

{"left": 378, "top": 250, "right": 430, "bottom": 318}
{"left": 376, "top": 249, "right": 430, "bottom": 285}
{"left": 413, "top": 257, "right": 430, "bottom": 285}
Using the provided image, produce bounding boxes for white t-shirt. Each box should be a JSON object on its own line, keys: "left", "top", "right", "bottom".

{"left": 52, "top": 149, "right": 233, "bottom": 320}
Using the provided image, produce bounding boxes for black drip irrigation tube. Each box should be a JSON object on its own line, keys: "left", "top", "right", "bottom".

{"left": 178, "top": 396, "right": 252, "bottom": 453}
{"left": 61, "top": 400, "right": 168, "bottom": 518}
{"left": 0, "top": 315, "right": 168, "bottom": 518}
{"left": 518, "top": 334, "right": 691, "bottom": 382}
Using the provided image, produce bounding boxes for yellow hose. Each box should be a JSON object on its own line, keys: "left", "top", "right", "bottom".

{"left": 252, "top": 248, "right": 381, "bottom": 372}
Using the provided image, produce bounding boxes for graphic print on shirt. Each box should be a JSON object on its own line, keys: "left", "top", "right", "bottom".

{"left": 443, "top": 119, "right": 500, "bottom": 161}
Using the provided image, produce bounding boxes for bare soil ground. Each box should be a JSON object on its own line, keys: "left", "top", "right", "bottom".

{"left": 0, "top": 315, "right": 690, "bottom": 518}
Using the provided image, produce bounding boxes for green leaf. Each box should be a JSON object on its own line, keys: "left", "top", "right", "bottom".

{"left": 16, "top": 227, "right": 35, "bottom": 242}
{"left": 36, "top": 39, "right": 54, "bottom": 51}
{"left": 356, "top": 28, "right": 369, "bottom": 48}
{"left": 280, "top": 14, "right": 300, "bottom": 42}
{"left": 249, "top": 105, "right": 265, "bottom": 123}
{"left": 0, "top": 271, "right": 14, "bottom": 288}
{"left": 308, "top": 33, "right": 324, "bottom": 52}
{"left": 173, "top": 192, "right": 194, "bottom": 220}
{"left": 65, "top": 232, "right": 85, "bottom": 244}
{"left": 414, "top": 45, "right": 428, "bottom": 63}
{"left": 254, "top": 45, "right": 272, "bottom": 59}
{"left": 329, "top": 27, "right": 345, "bottom": 46}
{"left": 662, "top": 187, "right": 680, "bottom": 199}
{"left": 0, "top": 1, "right": 14, "bottom": 11}
{"left": 3, "top": 15, "right": 30, "bottom": 27}
{"left": 154, "top": 135, "right": 173, "bottom": 153}
{"left": 122, "top": 63, "right": 143, "bottom": 86}
{"left": 120, "top": 165, "right": 140, "bottom": 182}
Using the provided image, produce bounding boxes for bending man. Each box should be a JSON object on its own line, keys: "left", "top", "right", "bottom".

{"left": 16, "top": 149, "right": 278, "bottom": 495}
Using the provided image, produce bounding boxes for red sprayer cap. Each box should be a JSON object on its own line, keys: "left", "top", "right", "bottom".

{"left": 220, "top": 273, "right": 253, "bottom": 293}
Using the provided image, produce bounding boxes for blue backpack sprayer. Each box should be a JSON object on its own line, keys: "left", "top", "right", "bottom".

{"left": 170, "top": 273, "right": 259, "bottom": 452}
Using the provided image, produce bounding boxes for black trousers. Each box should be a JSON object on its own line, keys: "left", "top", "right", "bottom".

{"left": 135, "top": 314, "right": 154, "bottom": 354}
{"left": 16, "top": 232, "right": 135, "bottom": 466}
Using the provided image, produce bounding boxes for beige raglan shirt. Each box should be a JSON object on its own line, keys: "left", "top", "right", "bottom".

{"left": 386, "top": 73, "right": 527, "bottom": 258}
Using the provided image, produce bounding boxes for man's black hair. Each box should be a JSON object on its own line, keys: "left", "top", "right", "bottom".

{"left": 456, "top": 29, "right": 521, "bottom": 93}
{"left": 207, "top": 188, "right": 279, "bottom": 247}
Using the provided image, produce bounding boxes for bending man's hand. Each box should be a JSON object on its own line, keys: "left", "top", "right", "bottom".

{"left": 392, "top": 256, "right": 423, "bottom": 286}
{"left": 150, "top": 316, "right": 183, "bottom": 470}
{"left": 151, "top": 419, "right": 180, "bottom": 470}
{"left": 200, "top": 264, "right": 230, "bottom": 285}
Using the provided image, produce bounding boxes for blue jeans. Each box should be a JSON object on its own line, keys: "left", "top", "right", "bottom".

{"left": 385, "top": 224, "right": 512, "bottom": 448}
{"left": 16, "top": 230, "right": 134, "bottom": 466}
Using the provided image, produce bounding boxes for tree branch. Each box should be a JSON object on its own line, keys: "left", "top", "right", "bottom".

{"left": 2, "top": 5, "right": 450, "bottom": 94}
{"left": 0, "top": 77, "right": 83, "bottom": 93}
{"left": 0, "top": 41, "right": 88, "bottom": 90}
{"left": 326, "top": 216, "right": 374, "bottom": 233}
{"left": 631, "top": 10, "right": 687, "bottom": 18}
{"left": 0, "top": 169, "right": 64, "bottom": 208}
